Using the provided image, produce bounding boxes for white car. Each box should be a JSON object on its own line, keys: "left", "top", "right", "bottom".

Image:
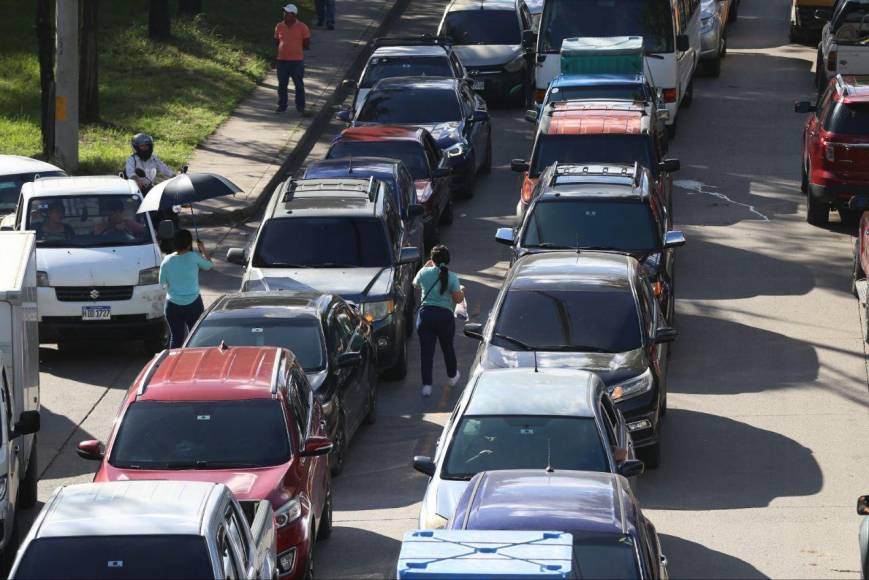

{"left": 413, "top": 367, "right": 643, "bottom": 529}
{"left": 0, "top": 155, "right": 64, "bottom": 217}
{"left": 817, "top": 0, "right": 869, "bottom": 91}
{"left": 7, "top": 176, "right": 165, "bottom": 350}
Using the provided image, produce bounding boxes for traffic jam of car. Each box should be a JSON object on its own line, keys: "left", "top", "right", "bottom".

{"left": 0, "top": 0, "right": 867, "bottom": 578}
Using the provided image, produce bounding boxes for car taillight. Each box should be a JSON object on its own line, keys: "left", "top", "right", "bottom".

{"left": 825, "top": 143, "right": 836, "bottom": 162}
{"left": 828, "top": 51, "right": 837, "bottom": 72}
{"left": 535, "top": 89, "right": 546, "bottom": 104}
{"left": 662, "top": 88, "right": 678, "bottom": 103}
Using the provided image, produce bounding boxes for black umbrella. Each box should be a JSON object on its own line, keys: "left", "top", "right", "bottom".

{"left": 136, "top": 172, "right": 242, "bottom": 236}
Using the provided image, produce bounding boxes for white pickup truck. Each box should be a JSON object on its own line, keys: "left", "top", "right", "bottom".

{"left": 817, "top": 0, "right": 869, "bottom": 90}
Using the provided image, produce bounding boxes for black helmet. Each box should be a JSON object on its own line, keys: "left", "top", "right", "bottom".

{"left": 131, "top": 133, "right": 154, "bottom": 160}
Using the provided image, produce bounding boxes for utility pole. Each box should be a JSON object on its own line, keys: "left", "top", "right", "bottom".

{"left": 55, "top": 0, "right": 79, "bottom": 171}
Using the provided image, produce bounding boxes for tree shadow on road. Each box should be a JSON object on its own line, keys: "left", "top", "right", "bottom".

{"left": 659, "top": 534, "right": 767, "bottom": 579}
{"left": 316, "top": 525, "right": 402, "bottom": 579}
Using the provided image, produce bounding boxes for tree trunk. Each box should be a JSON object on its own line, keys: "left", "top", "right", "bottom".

{"left": 79, "top": 0, "right": 99, "bottom": 123}
{"left": 148, "top": 0, "right": 171, "bottom": 39}
{"left": 36, "top": 0, "right": 55, "bottom": 159}
{"left": 178, "top": 0, "right": 202, "bottom": 16}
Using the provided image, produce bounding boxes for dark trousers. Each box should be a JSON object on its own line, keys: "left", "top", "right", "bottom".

{"left": 417, "top": 306, "right": 457, "bottom": 386}
{"left": 315, "top": 0, "right": 336, "bottom": 25}
{"left": 277, "top": 60, "right": 306, "bottom": 112}
{"left": 166, "top": 296, "right": 204, "bottom": 349}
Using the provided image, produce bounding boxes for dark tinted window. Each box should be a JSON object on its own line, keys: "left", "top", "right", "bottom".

{"left": 823, "top": 102, "right": 869, "bottom": 134}
{"left": 494, "top": 288, "right": 642, "bottom": 352}
{"left": 361, "top": 56, "right": 454, "bottom": 88}
{"left": 541, "top": 0, "right": 674, "bottom": 53}
{"left": 357, "top": 88, "right": 462, "bottom": 125}
{"left": 328, "top": 141, "right": 430, "bottom": 180}
{"left": 572, "top": 535, "right": 642, "bottom": 579}
{"left": 530, "top": 134, "right": 653, "bottom": 177}
{"left": 14, "top": 536, "right": 214, "bottom": 579}
{"left": 186, "top": 317, "right": 326, "bottom": 372}
{"left": 523, "top": 199, "right": 659, "bottom": 252}
{"left": 442, "top": 10, "right": 521, "bottom": 45}
{"left": 548, "top": 84, "right": 648, "bottom": 103}
{"left": 252, "top": 217, "right": 392, "bottom": 268}
{"left": 0, "top": 171, "right": 63, "bottom": 215}
{"left": 110, "top": 400, "right": 291, "bottom": 469}
{"left": 443, "top": 416, "right": 608, "bottom": 479}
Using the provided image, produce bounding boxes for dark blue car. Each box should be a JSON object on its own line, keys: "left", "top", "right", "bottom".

{"left": 448, "top": 469, "right": 669, "bottom": 579}
{"left": 303, "top": 157, "right": 425, "bottom": 260}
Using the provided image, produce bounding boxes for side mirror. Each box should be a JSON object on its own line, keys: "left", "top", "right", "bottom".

{"left": 849, "top": 196, "right": 869, "bottom": 211}
{"left": 858, "top": 495, "right": 869, "bottom": 515}
{"left": 676, "top": 34, "right": 690, "bottom": 52}
{"left": 654, "top": 327, "right": 679, "bottom": 343}
{"left": 511, "top": 159, "right": 530, "bottom": 173}
{"left": 337, "top": 352, "right": 363, "bottom": 368}
{"left": 432, "top": 167, "right": 451, "bottom": 179}
{"left": 794, "top": 100, "right": 816, "bottom": 114}
{"left": 406, "top": 204, "right": 425, "bottom": 219}
{"left": 617, "top": 459, "right": 645, "bottom": 478}
{"left": 11, "top": 411, "right": 40, "bottom": 439}
{"left": 524, "top": 109, "right": 539, "bottom": 123}
{"left": 660, "top": 158, "right": 680, "bottom": 173}
{"left": 77, "top": 439, "right": 105, "bottom": 461}
{"left": 341, "top": 79, "right": 357, "bottom": 90}
{"left": 301, "top": 436, "right": 333, "bottom": 457}
{"left": 413, "top": 455, "right": 436, "bottom": 477}
{"left": 226, "top": 248, "right": 247, "bottom": 266}
{"left": 398, "top": 246, "right": 421, "bottom": 265}
{"left": 336, "top": 109, "right": 353, "bottom": 123}
{"left": 464, "top": 322, "right": 484, "bottom": 340}
{"left": 663, "top": 230, "right": 686, "bottom": 249}
{"left": 495, "top": 227, "right": 515, "bottom": 246}
{"left": 157, "top": 219, "right": 175, "bottom": 241}
{"left": 522, "top": 29, "right": 536, "bottom": 49}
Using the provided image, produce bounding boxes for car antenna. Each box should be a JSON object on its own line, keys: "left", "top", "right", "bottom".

{"left": 576, "top": 233, "right": 582, "bottom": 254}
{"left": 349, "top": 155, "right": 354, "bottom": 175}
{"left": 545, "top": 437, "right": 554, "bottom": 473}
{"left": 533, "top": 350, "right": 539, "bottom": 373}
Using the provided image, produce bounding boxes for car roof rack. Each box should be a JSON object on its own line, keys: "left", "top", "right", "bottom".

{"left": 543, "top": 100, "right": 648, "bottom": 116}
{"left": 371, "top": 35, "right": 453, "bottom": 49}
{"left": 550, "top": 161, "right": 643, "bottom": 188}
{"left": 283, "top": 176, "right": 379, "bottom": 203}
{"left": 135, "top": 349, "right": 171, "bottom": 399}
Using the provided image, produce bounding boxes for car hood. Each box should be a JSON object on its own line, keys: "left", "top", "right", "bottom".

{"left": 245, "top": 266, "right": 393, "bottom": 303}
{"left": 433, "top": 478, "right": 471, "bottom": 522}
{"left": 37, "top": 245, "right": 160, "bottom": 286}
{"left": 455, "top": 45, "right": 523, "bottom": 68}
{"left": 479, "top": 344, "right": 647, "bottom": 385}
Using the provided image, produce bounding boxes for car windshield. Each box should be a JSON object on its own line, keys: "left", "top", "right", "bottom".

{"left": 540, "top": 0, "right": 674, "bottom": 53}
{"left": 27, "top": 195, "right": 150, "bottom": 248}
{"left": 186, "top": 317, "right": 326, "bottom": 372}
{"left": 824, "top": 103, "right": 869, "bottom": 134}
{"left": 328, "top": 141, "right": 429, "bottom": 180}
{"left": 109, "top": 400, "right": 291, "bottom": 469}
{"left": 530, "top": 134, "right": 653, "bottom": 177}
{"left": 548, "top": 84, "right": 648, "bottom": 103}
{"left": 523, "top": 199, "right": 659, "bottom": 253}
{"left": 0, "top": 171, "right": 63, "bottom": 215}
{"left": 442, "top": 10, "right": 521, "bottom": 45}
{"left": 572, "top": 534, "right": 642, "bottom": 579}
{"left": 442, "top": 416, "right": 609, "bottom": 480}
{"left": 252, "top": 217, "right": 392, "bottom": 269}
{"left": 357, "top": 88, "right": 462, "bottom": 124}
{"left": 13, "top": 536, "right": 214, "bottom": 580}
{"left": 361, "top": 56, "right": 453, "bottom": 88}
{"left": 493, "top": 288, "right": 642, "bottom": 353}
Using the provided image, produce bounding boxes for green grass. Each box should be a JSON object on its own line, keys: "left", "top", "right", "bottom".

{"left": 0, "top": 0, "right": 314, "bottom": 174}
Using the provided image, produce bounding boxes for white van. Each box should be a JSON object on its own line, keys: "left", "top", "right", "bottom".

{"left": 7, "top": 176, "right": 166, "bottom": 350}
{"left": 535, "top": 0, "right": 701, "bottom": 134}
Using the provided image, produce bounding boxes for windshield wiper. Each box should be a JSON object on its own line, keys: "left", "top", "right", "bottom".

{"left": 312, "top": 262, "right": 356, "bottom": 268}
{"left": 492, "top": 333, "right": 533, "bottom": 351}
{"left": 534, "top": 345, "right": 615, "bottom": 353}
{"left": 263, "top": 263, "right": 310, "bottom": 268}
{"left": 162, "top": 460, "right": 262, "bottom": 470}
{"left": 528, "top": 242, "right": 576, "bottom": 250}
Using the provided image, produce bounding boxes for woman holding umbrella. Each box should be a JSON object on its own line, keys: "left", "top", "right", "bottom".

{"left": 159, "top": 229, "right": 213, "bottom": 348}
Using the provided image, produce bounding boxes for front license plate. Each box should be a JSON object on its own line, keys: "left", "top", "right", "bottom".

{"left": 82, "top": 306, "right": 111, "bottom": 321}
{"left": 472, "top": 80, "right": 485, "bottom": 91}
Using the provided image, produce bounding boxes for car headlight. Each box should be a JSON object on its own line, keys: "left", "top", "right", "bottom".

{"left": 420, "top": 510, "right": 448, "bottom": 530}
{"left": 138, "top": 266, "right": 160, "bottom": 286}
{"left": 362, "top": 300, "right": 394, "bottom": 323}
{"left": 274, "top": 497, "right": 302, "bottom": 528}
{"left": 36, "top": 271, "right": 49, "bottom": 287}
{"left": 445, "top": 143, "right": 469, "bottom": 159}
{"left": 504, "top": 54, "right": 525, "bottom": 73}
{"left": 609, "top": 368, "right": 654, "bottom": 401}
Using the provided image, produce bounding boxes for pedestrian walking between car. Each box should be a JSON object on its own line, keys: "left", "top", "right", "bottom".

{"left": 159, "top": 229, "right": 213, "bottom": 348}
{"left": 275, "top": 4, "right": 312, "bottom": 116}
{"left": 315, "top": 0, "right": 336, "bottom": 29}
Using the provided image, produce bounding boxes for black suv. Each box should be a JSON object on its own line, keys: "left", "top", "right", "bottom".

{"left": 463, "top": 251, "right": 678, "bottom": 467}
{"left": 226, "top": 178, "right": 421, "bottom": 380}
{"left": 183, "top": 291, "right": 377, "bottom": 476}
{"left": 495, "top": 163, "right": 686, "bottom": 320}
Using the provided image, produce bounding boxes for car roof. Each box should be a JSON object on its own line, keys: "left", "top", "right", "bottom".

{"left": 0, "top": 155, "right": 63, "bottom": 176}
{"left": 509, "top": 251, "right": 635, "bottom": 291}
{"left": 540, "top": 102, "right": 648, "bottom": 135}
{"left": 23, "top": 175, "right": 140, "bottom": 197}
{"left": 207, "top": 291, "right": 331, "bottom": 320}
{"left": 135, "top": 347, "right": 286, "bottom": 402}
{"left": 370, "top": 76, "right": 458, "bottom": 91}
{"left": 37, "top": 480, "right": 222, "bottom": 538}
{"left": 455, "top": 470, "right": 637, "bottom": 537}
{"left": 337, "top": 126, "right": 427, "bottom": 143}
{"left": 539, "top": 164, "right": 648, "bottom": 199}
{"left": 552, "top": 74, "right": 645, "bottom": 88}
{"left": 305, "top": 157, "right": 402, "bottom": 180}
{"left": 273, "top": 177, "right": 385, "bottom": 217}
{"left": 466, "top": 369, "right": 600, "bottom": 417}
{"left": 448, "top": 0, "right": 518, "bottom": 10}
{"left": 837, "top": 75, "right": 869, "bottom": 103}
{"left": 371, "top": 45, "right": 449, "bottom": 58}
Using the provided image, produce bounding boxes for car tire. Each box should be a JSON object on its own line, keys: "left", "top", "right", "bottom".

{"left": 329, "top": 414, "right": 346, "bottom": 477}
{"left": 381, "top": 332, "right": 408, "bottom": 381}
{"left": 806, "top": 174, "right": 829, "bottom": 226}
{"left": 681, "top": 80, "right": 694, "bottom": 108}
{"left": 841, "top": 208, "right": 861, "bottom": 227}
{"left": 853, "top": 239, "right": 865, "bottom": 297}
{"left": 364, "top": 365, "right": 378, "bottom": 426}
{"left": 439, "top": 200, "right": 454, "bottom": 225}
{"left": 318, "top": 492, "right": 333, "bottom": 541}
{"left": 480, "top": 133, "right": 492, "bottom": 175}
{"left": 706, "top": 57, "right": 721, "bottom": 78}
{"left": 19, "top": 437, "right": 38, "bottom": 509}
{"left": 801, "top": 160, "right": 809, "bottom": 193}
{"left": 638, "top": 442, "right": 660, "bottom": 469}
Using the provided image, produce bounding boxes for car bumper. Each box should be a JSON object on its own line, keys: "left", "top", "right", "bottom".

{"left": 615, "top": 388, "right": 660, "bottom": 448}
{"left": 371, "top": 316, "right": 401, "bottom": 369}
{"left": 809, "top": 181, "right": 869, "bottom": 206}
{"left": 276, "top": 517, "right": 314, "bottom": 579}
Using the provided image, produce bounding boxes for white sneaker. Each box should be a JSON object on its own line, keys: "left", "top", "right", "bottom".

{"left": 421, "top": 385, "right": 433, "bottom": 397}
{"left": 448, "top": 371, "right": 461, "bottom": 387}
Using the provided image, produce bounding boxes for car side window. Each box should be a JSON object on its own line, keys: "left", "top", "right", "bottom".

{"left": 1, "top": 371, "right": 11, "bottom": 439}
{"left": 384, "top": 198, "right": 402, "bottom": 248}
{"left": 599, "top": 403, "right": 618, "bottom": 447}
{"left": 399, "top": 167, "right": 415, "bottom": 209}
{"left": 423, "top": 137, "right": 441, "bottom": 169}
{"left": 450, "top": 52, "right": 464, "bottom": 77}
{"left": 601, "top": 395, "right": 620, "bottom": 429}
{"left": 637, "top": 280, "right": 656, "bottom": 338}
{"left": 290, "top": 364, "right": 311, "bottom": 432}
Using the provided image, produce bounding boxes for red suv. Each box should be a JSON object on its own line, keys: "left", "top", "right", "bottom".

{"left": 796, "top": 75, "right": 869, "bottom": 225}
{"left": 77, "top": 346, "right": 332, "bottom": 579}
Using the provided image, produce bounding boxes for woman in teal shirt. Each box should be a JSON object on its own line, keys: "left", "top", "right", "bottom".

{"left": 159, "top": 229, "right": 213, "bottom": 348}
{"left": 413, "top": 245, "right": 465, "bottom": 397}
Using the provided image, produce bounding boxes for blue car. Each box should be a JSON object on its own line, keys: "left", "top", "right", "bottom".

{"left": 304, "top": 157, "right": 425, "bottom": 259}
{"left": 448, "top": 469, "right": 670, "bottom": 579}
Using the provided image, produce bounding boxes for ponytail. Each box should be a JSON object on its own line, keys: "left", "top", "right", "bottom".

{"left": 430, "top": 245, "right": 451, "bottom": 295}
{"left": 438, "top": 265, "right": 449, "bottom": 294}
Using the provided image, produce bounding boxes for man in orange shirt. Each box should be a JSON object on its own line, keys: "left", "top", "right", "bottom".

{"left": 274, "top": 4, "right": 311, "bottom": 116}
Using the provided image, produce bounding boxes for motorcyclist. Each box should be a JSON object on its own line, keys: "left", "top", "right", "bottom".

{"left": 124, "top": 133, "right": 175, "bottom": 193}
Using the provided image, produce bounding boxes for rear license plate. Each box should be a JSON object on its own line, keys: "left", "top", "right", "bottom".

{"left": 472, "top": 80, "right": 485, "bottom": 91}
{"left": 82, "top": 306, "right": 111, "bottom": 321}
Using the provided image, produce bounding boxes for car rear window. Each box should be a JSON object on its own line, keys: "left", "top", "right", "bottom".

{"left": 442, "top": 10, "right": 521, "bottom": 45}
{"left": 572, "top": 535, "right": 642, "bottom": 579}
{"left": 361, "top": 56, "right": 453, "bottom": 88}
{"left": 357, "top": 88, "right": 462, "bottom": 125}
{"left": 328, "top": 141, "right": 429, "bottom": 180}
{"left": 530, "top": 134, "right": 653, "bottom": 177}
{"left": 548, "top": 84, "right": 648, "bottom": 103}
{"left": 823, "top": 102, "right": 869, "bottom": 134}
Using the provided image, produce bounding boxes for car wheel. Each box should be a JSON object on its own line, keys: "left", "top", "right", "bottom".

{"left": 381, "top": 332, "right": 408, "bottom": 381}
{"left": 318, "top": 491, "right": 333, "bottom": 540}
{"left": 705, "top": 56, "right": 721, "bottom": 78}
{"left": 681, "top": 80, "right": 694, "bottom": 108}
{"left": 439, "top": 200, "right": 454, "bottom": 225}
{"left": 806, "top": 181, "right": 829, "bottom": 226}
{"left": 840, "top": 208, "right": 861, "bottom": 227}
{"left": 329, "top": 414, "right": 346, "bottom": 477}
{"left": 801, "top": 160, "right": 808, "bottom": 193}
{"left": 853, "top": 239, "right": 865, "bottom": 297}
{"left": 364, "top": 365, "right": 378, "bottom": 425}
{"left": 638, "top": 442, "right": 660, "bottom": 469}
{"left": 19, "top": 437, "right": 38, "bottom": 509}
{"left": 480, "top": 132, "right": 492, "bottom": 175}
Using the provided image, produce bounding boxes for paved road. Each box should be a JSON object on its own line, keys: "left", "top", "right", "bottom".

{"left": 23, "top": 0, "right": 869, "bottom": 578}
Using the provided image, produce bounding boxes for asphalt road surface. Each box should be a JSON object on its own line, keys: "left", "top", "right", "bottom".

{"left": 23, "top": 0, "right": 869, "bottom": 578}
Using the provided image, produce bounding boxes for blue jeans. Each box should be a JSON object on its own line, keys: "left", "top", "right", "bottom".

{"left": 165, "top": 296, "right": 204, "bottom": 349}
{"left": 417, "top": 306, "right": 457, "bottom": 386}
{"left": 276, "top": 60, "right": 305, "bottom": 112}
{"left": 315, "top": 0, "right": 336, "bottom": 25}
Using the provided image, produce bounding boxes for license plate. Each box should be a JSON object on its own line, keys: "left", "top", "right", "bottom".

{"left": 82, "top": 306, "right": 111, "bottom": 321}
{"left": 472, "top": 80, "right": 485, "bottom": 91}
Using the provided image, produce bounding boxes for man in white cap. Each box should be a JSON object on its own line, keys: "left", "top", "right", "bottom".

{"left": 274, "top": 4, "right": 311, "bottom": 116}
